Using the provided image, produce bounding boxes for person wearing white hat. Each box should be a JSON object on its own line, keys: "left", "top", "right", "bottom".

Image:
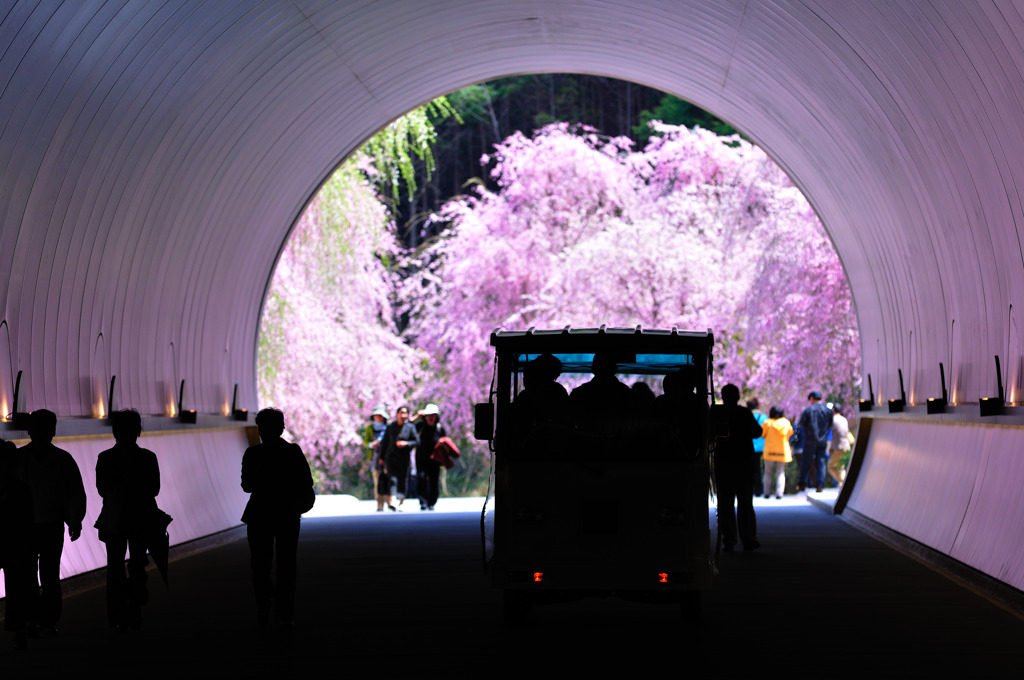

{"left": 412, "top": 403, "right": 445, "bottom": 511}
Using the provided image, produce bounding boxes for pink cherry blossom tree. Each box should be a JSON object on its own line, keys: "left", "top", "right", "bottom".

{"left": 264, "top": 115, "right": 860, "bottom": 495}
{"left": 403, "top": 122, "right": 860, "bottom": 440}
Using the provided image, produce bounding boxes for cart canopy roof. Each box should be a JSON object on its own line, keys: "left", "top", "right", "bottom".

{"left": 491, "top": 326, "right": 714, "bottom": 376}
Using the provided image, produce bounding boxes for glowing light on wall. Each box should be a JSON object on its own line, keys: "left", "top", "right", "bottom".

{"left": 0, "top": 321, "right": 11, "bottom": 421}
{"left": 92, "top": 387, "right": 106, "bottom": 418}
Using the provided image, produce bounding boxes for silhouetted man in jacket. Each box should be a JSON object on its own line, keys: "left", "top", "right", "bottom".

{"left": 797, "top": 390, "right": 833, "bottom": 492}
{"left": 241, "top": 408, "right": 314, "bottom": 628}
{"left": 20, "top": 409, "right": 86, "bottom": 633}
{"left": 712, "top": 385, "right": 763, "bottom": 551}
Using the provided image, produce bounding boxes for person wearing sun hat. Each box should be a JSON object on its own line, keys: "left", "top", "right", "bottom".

{"left": 412, "top": 403, "right": 446, "bottom": 511}
{"left": 363, "top": 405, "right": 390, "bottom": 511}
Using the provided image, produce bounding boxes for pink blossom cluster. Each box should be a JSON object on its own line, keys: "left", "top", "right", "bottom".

{"left": 403, "top": 123, "right": 861, "bottom": 437}
{"left": 263, "top": 122, "right": 861, "bottom": 483}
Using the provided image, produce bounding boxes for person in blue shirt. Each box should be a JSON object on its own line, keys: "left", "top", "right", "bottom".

{"left": 748, "top": 398, "right": 768, "bottom": 496}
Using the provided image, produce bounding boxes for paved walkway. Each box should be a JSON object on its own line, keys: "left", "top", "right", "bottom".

{"left": 1, "top": 493, "right": 1021, "bottom": 675}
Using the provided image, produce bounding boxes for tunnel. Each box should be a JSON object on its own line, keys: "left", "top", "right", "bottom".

{"left": 0, "top": 0, "right": 1022, "bottom": 598}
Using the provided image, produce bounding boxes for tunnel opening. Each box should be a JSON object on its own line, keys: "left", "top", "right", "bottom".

{"left": 256, "top": 75, "right": 862, "bottom": 500}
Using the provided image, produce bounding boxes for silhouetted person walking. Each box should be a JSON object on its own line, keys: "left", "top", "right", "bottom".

{"left": 711, "top": 385, "right": 763, "bottom": 551}
{"left": 412, "top": 403, "right": 445, "bottom": 511}
{"left": 363, "top": 405, "right": 389, "bottom": 511}
{"left": 241, "top": 408, "right": 314, "bottom": 628}
{"left": 95, "top": 409, "right": 161, "bottom": 631}
{"left": 797, "top": 390, "right": 833, "bottom": 492}
{"left": 19, "top": 409, "right": 86, "bottom": 634}
{"left": 1, "top": 438, "right": 32, "bottom": 649}
{"left": 380, "top": 406, "right": 418, "bottom": 510}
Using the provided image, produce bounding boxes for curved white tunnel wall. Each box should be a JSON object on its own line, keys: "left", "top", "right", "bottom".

{"left": 847, "top": 418, "right": 1024, "bottom": 591}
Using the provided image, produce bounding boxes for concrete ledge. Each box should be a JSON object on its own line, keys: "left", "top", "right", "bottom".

{"left": 3, "top": 414, "right": 253, "bottom": 441}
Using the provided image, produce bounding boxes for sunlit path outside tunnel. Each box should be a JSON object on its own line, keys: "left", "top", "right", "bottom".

{"left": 302, "top": 490, "right": 833, "bottom": 518}
{"left": 301, "top": 494, "right": 490, "bottom": 517}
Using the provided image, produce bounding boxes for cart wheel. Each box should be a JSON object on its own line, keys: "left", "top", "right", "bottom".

{"left": 503, "top": 589, "right": 531, "bottom": 623}
{"left": 680, "top": 591, "right": 701, "bottom": 621}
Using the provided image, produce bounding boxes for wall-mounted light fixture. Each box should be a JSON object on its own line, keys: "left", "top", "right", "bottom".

{"left": 859, "top": 374, "right": 874, "bottom": 412}
{"left": 106, "top": 375, "right": 120, "bottom": 417}
{"left": 980, "top": 355, "right": 1005, "bottom": 416}
{"left": 926, "top": 363, "right": 948, "bottom": 414}
{"left": 178, "top": 379, "right": 196, "bottom": 423}
{"left": 231, "top": 383, "right": 248, "bottom": 421}
{"left": 888, "top": 369, "right": 907, "bottom": 412}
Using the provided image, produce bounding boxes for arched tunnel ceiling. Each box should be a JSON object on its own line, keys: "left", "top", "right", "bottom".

{"left": 2, "top": 0, "right": 1024, "bottom": 417}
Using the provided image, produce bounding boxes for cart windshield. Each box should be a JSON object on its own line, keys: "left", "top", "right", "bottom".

{"left": 513, "top": 352, "right": 694, "bottom": 376}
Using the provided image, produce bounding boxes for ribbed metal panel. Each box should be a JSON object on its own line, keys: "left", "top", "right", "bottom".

{"left": 1, "top": 0, "right": 1023, "bottom": 417}
{"left": 848, "top": 419, "right": 1024, "bottom": 590}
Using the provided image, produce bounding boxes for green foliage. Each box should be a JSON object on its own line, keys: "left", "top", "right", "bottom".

{"left": 315, "top": 448, "right": 375, "bottom": 499}
{"left": 445, "top": 85, "right": 495, "bottom": 126}
{"left": 364, "top": 97, "right": 460, "bottom": 197}
{"left": 633, "top": 94, "right": 739, "bottom": 144}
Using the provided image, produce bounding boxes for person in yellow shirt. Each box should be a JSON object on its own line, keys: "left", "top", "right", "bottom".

{"left": 761, "top": 406, "right": 794, "bottom": 499}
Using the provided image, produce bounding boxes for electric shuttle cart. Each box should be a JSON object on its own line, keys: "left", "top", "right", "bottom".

{"left": 475, "top": 325, "right": 715, "bottom": 619}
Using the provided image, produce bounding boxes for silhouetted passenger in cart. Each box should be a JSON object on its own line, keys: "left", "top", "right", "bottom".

{"left": 569, "top": 353, "right": 632, "bottom": 433}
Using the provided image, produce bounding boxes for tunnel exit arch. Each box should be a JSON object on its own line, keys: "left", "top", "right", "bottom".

{"left": 1, "top": 0, "right": 1023, "bottom": 593}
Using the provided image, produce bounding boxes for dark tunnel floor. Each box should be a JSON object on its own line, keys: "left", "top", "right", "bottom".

{"left": 2, "top": 499, "right": 1022, "bottom": 675}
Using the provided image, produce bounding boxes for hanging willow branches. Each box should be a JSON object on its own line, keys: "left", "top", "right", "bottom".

{"left": 364, "top": 97, "right": 461, "bottom": 197}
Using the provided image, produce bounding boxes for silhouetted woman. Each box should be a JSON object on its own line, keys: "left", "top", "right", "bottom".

{"left": 380, "top": 406, "right": 418, "bottom": 510}
{"left": 241, "top": 408, "right": 314, "bottom": 628}
{"left": 412, "top": 403, "right": 445, "bottom": 511}
{"left": 95, "top": 409, "right": 160, "bottom": 631}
